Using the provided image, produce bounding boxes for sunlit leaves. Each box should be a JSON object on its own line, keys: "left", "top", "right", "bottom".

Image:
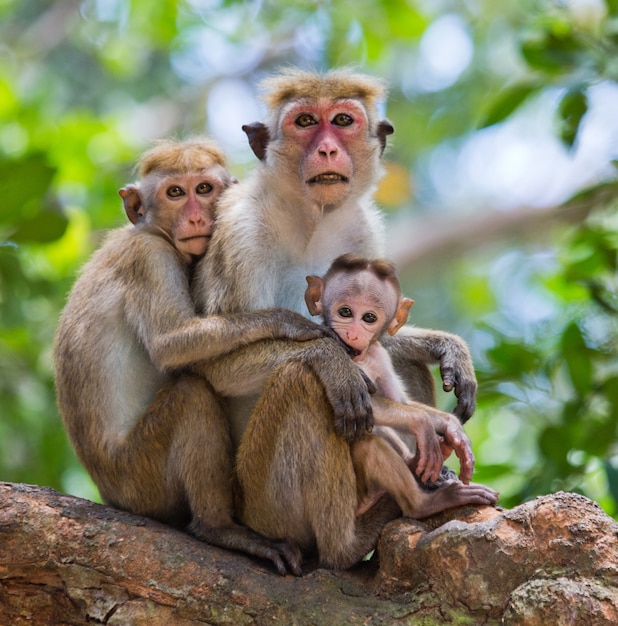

{"left": 374, "top": 161, "right": 413, "bottom": 209}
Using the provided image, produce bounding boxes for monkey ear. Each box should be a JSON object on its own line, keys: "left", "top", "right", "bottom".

{"left": 377, "top": 119, "right": 395, "bottom": 156}
{"left": 119, "top": 185, "right": 145, "bottom": 225}
{"left": 304, "top": 276, "right": 324, "bottom": 317}
{"left": 387, "top": 297, "right": 414, "bottom": 336}
{"left": 242, "top": 122, "right": 270, "bottom": 161}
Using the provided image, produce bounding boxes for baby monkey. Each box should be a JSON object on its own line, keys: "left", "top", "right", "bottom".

{"left": 305, "top": 253, "right": 498, "bottom": 518}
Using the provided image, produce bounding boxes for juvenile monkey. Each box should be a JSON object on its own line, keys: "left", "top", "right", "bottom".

{"left": 54, "top": 137, "right": 335, "bottom": 575}
{"left": 304, "top": 254, "right": 498, "bottom": 517}
{"left": 193, "top": 69, "right": 487, "bottom": 570}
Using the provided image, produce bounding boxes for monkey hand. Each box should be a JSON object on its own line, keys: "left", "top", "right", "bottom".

{"left": 410, "top": 412, "right": 445, "bottom": 484}
{"left": 432, "top": 412, "right": 475, "bottom": 485}
{"left": 438, "top": 335, "right": 478, "bottom": 424}
{"left": 269, "top": 309, "right": 334, "bottom": 342}
{"left": 303, "top": 338, "right": 374, "bottom": 441}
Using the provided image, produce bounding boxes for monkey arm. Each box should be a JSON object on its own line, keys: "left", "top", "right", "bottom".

{"left": 121, "top": 238, "right": 328, "bottom": 371}
{"left": 370, "top": 395, "right": 475, "bottom": 485}
{"left": 147, "top": 309, "right": 329, "bottom": 371}
{"left": 381, "top": 327, "right": 478, "bottom": 423}
{"left": 195, "top": 337, "right": 374, "bottom": 441}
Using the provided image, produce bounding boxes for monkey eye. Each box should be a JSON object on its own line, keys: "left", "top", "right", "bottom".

{"left": 337, "top": 306, "right": 353, "bottom": 318}
{"left": 166, "top": 186, "right": 185, "bottom": 198}
{"left": 295, "top": 113, "right": 317, "bottom": 127}
{"left": 362, "top": 312, "right": 378, "bottom": 324}
{"left": 196, "top": 182, "right": 213, "bottom": 194}
{"left": 332, "top": 113, "right": 354, "bottom": 127}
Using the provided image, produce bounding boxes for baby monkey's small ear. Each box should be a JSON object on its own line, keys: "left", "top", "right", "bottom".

{"left": 387, "top": 297, "right": 414, "bottom": 336}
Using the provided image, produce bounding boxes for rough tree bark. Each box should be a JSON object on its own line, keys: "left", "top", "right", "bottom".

{"left": 1, "top": 482, "right": 617, "bottom": 625}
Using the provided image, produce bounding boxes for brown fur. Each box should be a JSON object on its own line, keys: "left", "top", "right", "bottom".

{"left": 54, "top": 137, "right": 330, "bottom": 576}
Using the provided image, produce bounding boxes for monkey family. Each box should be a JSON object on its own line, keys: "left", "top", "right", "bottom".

{"left": 55, "top": 68, "right": 498, "bottom": 575}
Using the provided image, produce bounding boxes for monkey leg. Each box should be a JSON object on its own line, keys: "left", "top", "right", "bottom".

{"left": 94, "top": 373, "right": 302, "bottom": 576}
{"left": 352, "top": 435, "right": 498, "bottom": 519}
{"left": 93, "top": 373, "right": 232, "bottom": 525}
{"left": 353, "top": 434, "right": 427, "bottom": 517}
{"left": 236, "top": 360, "right": 400, "bottom": 570}
{"left": 372, "top": 425, "right": 415, "bottom": 465}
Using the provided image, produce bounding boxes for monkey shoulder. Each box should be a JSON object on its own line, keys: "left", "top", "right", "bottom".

{"left": 106, "top": 226, "right": 190, "bottom": 288}
{"left": 61, "top": 226, "right": 191, "bottom": 338}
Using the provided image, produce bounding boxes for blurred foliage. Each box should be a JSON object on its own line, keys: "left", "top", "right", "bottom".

{"left": 0, "top": 0, "right": 617, "bottom": 516}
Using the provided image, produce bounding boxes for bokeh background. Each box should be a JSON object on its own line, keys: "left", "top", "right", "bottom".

{"left": 1, "top": 0, "right": 617, "bottom": 515}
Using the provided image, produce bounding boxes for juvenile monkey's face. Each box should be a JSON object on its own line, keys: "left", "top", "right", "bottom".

{"left": 324, "top": 271, "right": 397, "bottom": 356}
{"left": 153, "top": 166, "right": 229, "bottom": 262}
{"left": 278, "top": 98, "right": 376, "bottom": 209}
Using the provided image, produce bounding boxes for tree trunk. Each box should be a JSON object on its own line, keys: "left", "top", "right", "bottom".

{"left": 1, "top": 482, "right": 617, "bottom": 625}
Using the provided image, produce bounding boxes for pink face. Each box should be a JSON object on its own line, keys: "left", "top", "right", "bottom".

{"left": 324, "top": 271, "right": 398, "bottom": 356}
{"left": 154, "top": 166, "right": 229, "bottom": 261}
{"left": 279, "top": 98, "right": 371, "bottom": 208}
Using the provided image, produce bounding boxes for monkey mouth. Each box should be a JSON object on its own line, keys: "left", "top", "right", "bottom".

{"left": 179, "top": 235, "right": 211, "bottom": 242}
{"left": 307, "top": 173, "right": 349, "bottom": 185}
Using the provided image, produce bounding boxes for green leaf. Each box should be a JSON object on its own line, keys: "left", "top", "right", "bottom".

{"left": 539, "top": 425, "right": 570, "bottom": 469}
{"left": 9, "top": 207, "right": 68, "bottom": 244}
{"left": 557, "top": 88, "right": 588, "bottom": 148}
{"left": 606, "top": 0, "right": 618, "bottom": 17}
{"left": 479, "top": 83, "right": 540, "bottom": 128}
{"left": 486, "top": 340, "right": 540, "bottom": 374}
{"left": 521, "top": 28, "right": 586, "bottom": 74}
{"left": 561, "top": 322, "right": 593, "bottom": 396}
{"left": 0, "top": 153, "right": 56, "bottom": 223}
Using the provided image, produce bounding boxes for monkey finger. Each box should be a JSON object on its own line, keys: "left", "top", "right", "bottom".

{"left": 359, "top": 369, "right": 377, "bottom": 395}
{"left": 451, "top": 439, "right": 474, "bottom": 485}
{"left": 414, "top": 433, "right": 443, "bottom": 484}
{"left": 453, "top": 392, "right": 477, "bottom": 424}
{"left": 439, "top": 437, "right": 454, "bottom": 461}
{"left": 274, "top": 540, "right": 304, "bottom": 577}
{"left": 438, "top": 421, "right": 474, "bottom": 482}
{"left": 256, "top": 539, "right": 303, "bottom": 577}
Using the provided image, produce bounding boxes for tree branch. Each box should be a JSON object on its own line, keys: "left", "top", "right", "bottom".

{"left": 388, "top": 181, "right": 618, "bottom": 271}
{"left": 1, "top": 482, "right": 617, "bottom": 624}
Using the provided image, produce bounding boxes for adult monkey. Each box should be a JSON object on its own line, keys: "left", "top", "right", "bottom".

{"left": 193, "top": 69, "right": 483, "bottom": 569}
{"left": 54, "top": 137, "right": 353, "bottom": 576}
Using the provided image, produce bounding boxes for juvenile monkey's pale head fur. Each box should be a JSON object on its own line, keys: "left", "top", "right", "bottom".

{"left": 136, "top": 137, "right": 227, "bottom": 178}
